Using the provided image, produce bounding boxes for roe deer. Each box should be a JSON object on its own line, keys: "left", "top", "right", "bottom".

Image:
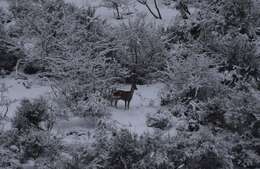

{"left": 111, "top": 83, "right": 137, "bottom": 109}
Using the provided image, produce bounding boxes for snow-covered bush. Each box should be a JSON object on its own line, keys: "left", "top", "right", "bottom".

{"left": 0, "top": 130, "right": 21, "bottom": 168}
{"left": 113, "top": 17, "right": 166, "bottom": 83}
{"left": 77, "top": 93, "right": 108, "bottom": 119}
{"left": 208, "top": 33, "right": 258, "bottom": 74}
{"left": 103, "top": 129, "right": 143, "bottom": 169}
{"left": 0, "top": 128, "right": 61, "bottom": 166}
{"left": 12, "top": 98, "right": 55, "bottom": 132}
{"left": 0, "top": 146, "right": 20, "bottom": 169}
{"left": 51, "top": 79, "right": 110, "bottom": 121}
{"left": 63, "top": 129, "right": 143, "bottom": 169}
{"left": 73, "top": 128, "right": 235, "bottom": 169}
{"left": 161, "top": 54, "right": 224, "bottom": 105}
{"left": 146, "top": 109, "right": 172, "bottom": 130}
{"left": 174, "top": 130, "right": 233, "bottom": 169}
{"left": 232, "top": 142, "right": 260, "bottom": 169}
{"left": 197, "top": 88, "right": 258, "bottom": 134}
{"left": 0, "top": 16, "right": 24, "bottom": 73}
{"left": 163, "top": 19, "right": 199, "bottom": 45}
{"left": 18, "top": 130, "right": 61, "bottom": 162}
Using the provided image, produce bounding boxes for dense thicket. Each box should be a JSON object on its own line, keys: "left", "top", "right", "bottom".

{"left": 159, "top": 0, "right": 260, "bottom": 168}
{"left": 0, "top": 0, "right": 259, "bottom": 168}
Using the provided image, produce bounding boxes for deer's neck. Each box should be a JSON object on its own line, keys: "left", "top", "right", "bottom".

{"left": 130, "top": 86, "right": 135, "bottom": 95}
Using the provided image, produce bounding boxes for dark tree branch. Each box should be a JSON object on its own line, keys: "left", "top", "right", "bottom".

{"left": 137, "top": 0, "right": 162, "bottom": 19}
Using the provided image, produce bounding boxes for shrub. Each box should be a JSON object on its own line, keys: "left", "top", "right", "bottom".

{"left": 77, "top": 93, "right": 108, "bottom": 119}
{"left": 114, "top": 18, "right": 166, "bottom": 83}
{"left": 198, "top": 89, "right": 258, "bottom": 134}
{"left": 0, "top": 128, "right": 61, "bottom": 167}
{"left": 161, "top": 54, "right": 224, "bottom": 106}
{"left": 0, "top": 146, "right": 20, "bottom": 169}
{"left": 12, "top": 98, "right": 54, "bottom": 132}
{"left": 19, "top": 130, "right": 61, "bottom": 162}
{"left": 52, "top": 81, "right": 109, "bottom": 121}
{"left": 231, "top": 143, "right": 260, "bottom": 169}
{"left": 146, "top": 109, "right": 172, "bottom": 130}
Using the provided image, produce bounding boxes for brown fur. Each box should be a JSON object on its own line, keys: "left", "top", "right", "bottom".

{"left": 111, "top": 83, "right": 137, "bottom": 109}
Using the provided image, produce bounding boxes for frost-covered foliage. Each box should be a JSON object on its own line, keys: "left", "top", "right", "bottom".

{"left": 0, "top": 129, "right": 61, "bottom": 166}
{"left": 12, "top": 98, "right": 55, "bottom": 132}
{"left": 1, "top": 0, "right": 259, "bottom": 168}
{"left": 198, "top": 90, "right": 259, "bottom": 132}
{"left": 146, "top": 109, "right": 172, "bottom": 129}
{"left": 0, "top": 8, "right": 24, "bottom": 73}
{"left": 8, "top": 0, "right": 127, "bottom": 119}
{"left": 164, "top": 0, "right": 260, "bottom": 82}
{"left": 161, "top": 54, "right": 224, "bottom": 105}
{"left": 114, "top": 18, "right": 165, "bottom": 83}
{"left": 77, "top": 93, "right": 108, "bottom": 118}
{"left": 0, "top": 83, "right": 14, "bottom": 120}
{"left": 55, "top": 128, "right": 236, "bottom": 169}
{"left": 160, "top": 1, "right": 260, "bottom": 168}
{"left": 51, "top": 79, "right": 110, "bottom": 120}
{"left": 9, "top": 0, "right": 126, "bottom": 80}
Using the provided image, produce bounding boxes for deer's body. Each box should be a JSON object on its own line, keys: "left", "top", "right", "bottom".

{"left": 111, "top": 83, "right": 137, "bottom": 109}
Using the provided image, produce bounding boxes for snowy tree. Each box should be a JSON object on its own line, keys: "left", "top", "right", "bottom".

{"left": 113, "top": 17, "right": 165, "bottom": 83}
{"left": 9, "top": 0, "right": 72, "bottom": 73}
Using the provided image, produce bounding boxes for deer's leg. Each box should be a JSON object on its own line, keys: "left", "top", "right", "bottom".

{"left": 115, "top": 100, "right": 118, "bottom": 108}
{"left": 128, "top": 100, "right": 130, "bottom": 109}
{"left": 125, "top": 100, "right": 127, "bottom": 110}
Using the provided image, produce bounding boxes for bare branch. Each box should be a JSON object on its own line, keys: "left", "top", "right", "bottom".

{"left": 136, "top": 0, "right": 162, "bottom": 19}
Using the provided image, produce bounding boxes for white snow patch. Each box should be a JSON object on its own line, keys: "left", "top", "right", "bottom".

{"left": 0, "top": 0, "right": 9, "bottom": 10}
{"left": 1, "top": 77, "right": 51, "bottom": 117}
{"left": 109, "top": 83, "right": 167, "bottom": 135}
{"left": 53, "top": 117, "right": 95, "bottom": 146}
{"left": 0, "top": 76, "right": 51, "bottom": 130}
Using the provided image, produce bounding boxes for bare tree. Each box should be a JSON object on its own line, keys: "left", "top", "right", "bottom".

{"left": 136, "top": 0, "right": 162, "bottom": 19}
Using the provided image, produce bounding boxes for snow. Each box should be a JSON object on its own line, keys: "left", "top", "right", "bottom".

{"left": 0, "top": 0, "right": 8, "bottom": 10}
{"left": 65, "top": 0, "right": 180, "bottom": 28}
{"left": 1, "top": 75, "right": 177, "bottom": 147}
{"left": 0, "top": 76, "right": 51, "bottom": 131}
{"left": 1, "top": 76, "right": 51, "bottom": 118}
{"left": 109, "top": 83, "right": 175, "bottom": 136}
{"left": 53, "top": 117, "right": 95, "bottom": 146}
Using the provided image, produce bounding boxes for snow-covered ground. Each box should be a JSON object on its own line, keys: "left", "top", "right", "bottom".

{"left": 65, "top": 0, "right": 179, "bottom": 27}
{"left": 1, "top": 0, "right": 181, "bottom": 27}
{"left": 0, "top": 0, "right": 8, "bottom": 10}
{"left": 0, "top": 76, "right": 51, "bottom": 130}
{"left": 109, "top": 83, "right": 163, "bottom": 135}
{"left": 1, "top": 77, "right": 51, "bottom": 117}
{"left": 1, "top": 76, "right": 177, "bottom": 146}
